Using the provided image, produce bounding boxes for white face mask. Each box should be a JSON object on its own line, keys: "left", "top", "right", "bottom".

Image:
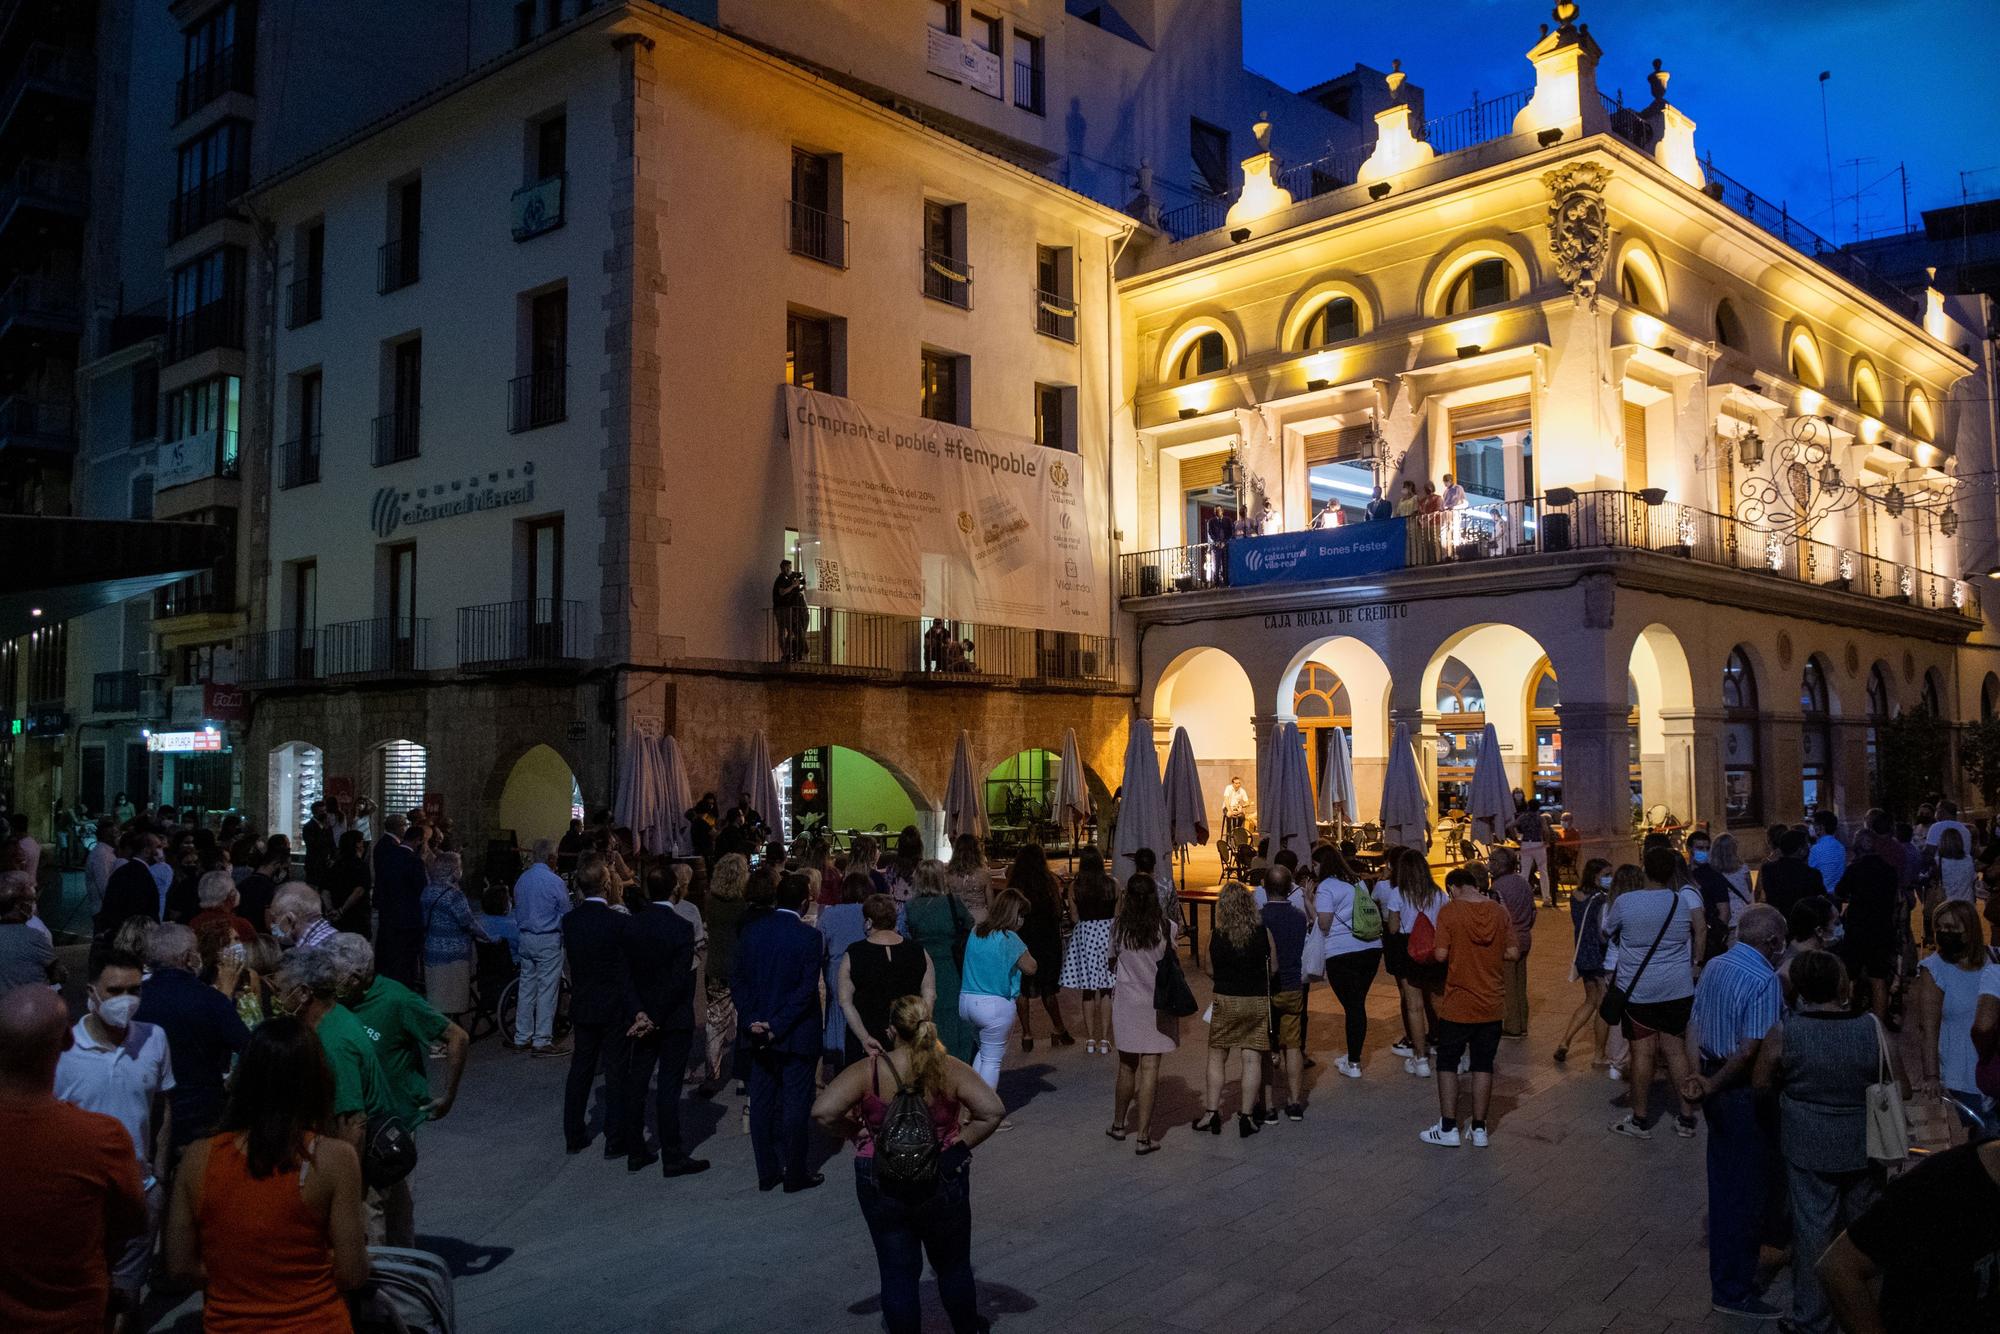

{"left": 1596, "top": 874, "right": 1614, "bottom": 889}
{"left": 94, "top": 994, "right": 141, "bottom": 1029}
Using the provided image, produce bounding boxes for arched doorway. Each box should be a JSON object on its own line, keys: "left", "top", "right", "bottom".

{"left": 1722, "top": 648, "right": 1761, "bottom": 825}
{"left": 268, "top": 741, "right": 323, "bottom": 844}
{"left": 1800, "top": 656, "right": 1834, "bottom": 815}
{"left": 1628, "top": 624, "right": 1696, "bottom": 824}
{"left": 1982, "top": 672, "right": 2000, "bottom": 723}
{"left": 1421, "top": 623, "right": 1556, "bottom": 818}
{"left": 1279, "top": 635, "right": 1392, "bottom": 821}
{"left": 371, "top": 739, "right": 429, "bottom": 822}
{"left": 1153, "top": 645, "right": 1256, "bottom": 823}
{"left": 496, "top": 744, "right": 583, "bottom": 848}
{"left": 774, "top": 745, "right": 924, "bottom": 847}
{"left": 1434, "top": 655, "right": 1488, "bottom": 816}
{"left": 1865, "top": 662, "right": 1893, "bottom": 799}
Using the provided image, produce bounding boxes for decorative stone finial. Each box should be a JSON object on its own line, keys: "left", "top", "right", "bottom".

{"left": 1357, "top": 59, "right": 1434, "bottom": 186}
{"left": 1253, "top": 112, "right": 1272, "bottom": 154}
{"left": 1385, "top": 58, "right": 1406, "bottom": 98}
{"left": 1554, "top": 1, "right": 1580, "bottom": 29}
{"left": 1647, "top": 58, "right": 1668, "bottom": 102}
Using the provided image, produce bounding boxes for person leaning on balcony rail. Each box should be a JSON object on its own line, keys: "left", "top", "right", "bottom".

{"left": 772, "top": 559, "right": 807, "bottom": 663}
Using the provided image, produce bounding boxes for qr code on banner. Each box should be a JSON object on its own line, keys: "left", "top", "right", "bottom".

{"left": 815, "top": 559, "right": 842, "bottom": 592}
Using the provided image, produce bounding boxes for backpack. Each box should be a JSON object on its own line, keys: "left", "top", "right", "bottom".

{"left": 1348, "top": 882, "right": 1384, "bottom": 943}
{"left": 873, "top": 1057, "right": 941, "bottom": 1198}
{"left": 1407, "top": 908, "right": 1438, "bottom": 965}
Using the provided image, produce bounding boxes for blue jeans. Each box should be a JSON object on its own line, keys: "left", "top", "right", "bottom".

{"left": 1702, "top": 1082, "right": 1773, "bottom": 1306}
{"left": 853, "top": 1152, "right": 984, "bottom": 1334}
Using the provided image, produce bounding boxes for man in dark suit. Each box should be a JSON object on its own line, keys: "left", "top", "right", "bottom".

{"left": 94, "top": 831, "right": 162, "bottom": 951}
{"left": 371, "top": 818, "right": 427, "bottom": 988}
{"left": 301, "top": 800, "right": 335, "bottom": 886}
{"left": 561, "top": 857, "right": 640, "bottom": 1156}
{"left": 1756, "top": 828, "right": 1828, "bottom": 921}
{"left": 621, "top": 870, "right": 707, "bottom": 1177}
{"left": 731, "top": 871, "right": 825, "bottom": 1192}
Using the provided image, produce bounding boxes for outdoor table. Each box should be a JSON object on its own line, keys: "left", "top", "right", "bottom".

{"left": 1178, "top": 885, "right": 1219, "bottom": 968}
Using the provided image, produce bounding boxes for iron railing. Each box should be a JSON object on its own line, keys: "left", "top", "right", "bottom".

{"left": 1034, "top": 286, "right": 1075, "bottom": 341}
{"left": 0, "top": 394, "right": 77, "bottom": 449}
{"left": 1421, "top": 88, "right": 1532, "bottom": 154}
{"left": 168, "top": 169, "right": 247, "bottom": 241}
{"left": 786, "top": 200, "right": 847, "bottom": 268}
{"left": 153, "top": 567, "right": 234, "bottom": 620}
{"left": 1600, "top": 91, "right": 1658, "bottom": 154}
{"left": 285, "top": 272, "right": 322, "bottom": 328}
{"left": 1702, "top": 162, "right": 1921, "bottom": 318}
{"left": 507, "top": 367, "right": 565, "bottom": 432}
{"left": 0, "top": 274, "right": 81, "bottom": 332}
{"left": 371, "top": 409, "right": 419, "bottom": 465}
{"left": 324, "top": 617, "right": 429, "bottom": 677}
{"left": 768, "top": 609, "right": 1116, "bottom": 685}
{"left": 165, "top": 297, "right": 243, "bottom": 363}
{"left": 377, "top": 234, "right": 420, "bottom": 293}
{"left": 0, "top": 158, "right": 87, "bottom": 219}
{"left": 921, "top": 247, "right": 973, "bottom": 308}
{"left": 280, "top": 434, "right": 320, "bottom": 489}
{"left": 1013, "top": 59, "right": 1044, "bottom": 114}
{"left": 92, "top": 670, "right": 157, "bottom": 714}
{"left": 239, "top": 629, "right": 320, "bottom": 684}
{"left": 457, "top": 599, "right": 585, "bottom": 669}
{"left": 1117, "top": 489, "right": 1979, "bottom": 620}
{"left": 5, "top": 43, "right": 93, "bottom": 115}
{"left": 174, "top": 43, "right": 250, "bottom": 121}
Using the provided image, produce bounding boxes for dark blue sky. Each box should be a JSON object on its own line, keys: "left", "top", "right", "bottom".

{"left": 1242, "top": 0, "right": 2000, "bottom": 239}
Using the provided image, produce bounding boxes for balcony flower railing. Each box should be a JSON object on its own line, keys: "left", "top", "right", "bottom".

{"left": 1118, "top": 490, "right": 1977, "bottom": 620}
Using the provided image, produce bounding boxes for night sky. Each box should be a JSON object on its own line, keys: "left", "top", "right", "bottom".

{"left": 1242, "top": 0, "right": 2000, "bottom": 238}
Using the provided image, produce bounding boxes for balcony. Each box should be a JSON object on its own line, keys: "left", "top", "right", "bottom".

{"left": 0, "top": 45, "right": 94, "bottom": 137}
{"left": 768, "top": 609, "right": 1116, "bottom": 686}
{"left": 921, "top": 247, "right": 972, "bottom": 308}
{"left": 175, "top": 46, "right": 252, "bottom": 123}
{"left": 0, "top": 274, "right": 81, "bottom": 340}
{"left": 457, "top": 599, "right": 586, "bottom": 670}
{"left": 1116, "top": 490, "right": 1979, "bottom": 622}
{"left": 168, "top": 170, "right": 248, "bottom": 242}
{"left": 371, "top": 409, "right": 419, "bottom": 466}
{"left": 154, "top": 569, "right": 235, "bottom": 621}
{"left": 285, "top": 272, "right": 322, "bottom": 328}
{"left": 786, "top": 200, "right": 846, "bottom": 268}
{"left": 511, "top": 174, "right": 565, "bottom": 241}
{"left": 0, "top": 395, "right": 77, "bottom": 454}
{"left": 280, "top": 434, "right": 320, "bottom": 489}
{"left": 323, "top": 617, "right": 429, "bottom": 678}
{"left": 166, "top": 297, "right": 244, "bottom": 363}
{"left": 507, "top": 366, "right": 565, "bottom": 433}
{"left": 0, "top": 159, "right": 87, "bottom": 245}
{"left": 1034, "top": 286, "right": 1075, "bottom": 342}
{"left": 91, "top": 670, "right": 162, "bottom": 715}
{"left": 239, "top": 629, "right": 320, "bottom": 685}
{"left": 1013, "top": 60, "right": 1044, "bottom": 115}
{"left": 156, "top": 428, "right": 239, "bottom": 492}
{"left": 377, "top": 234, "right": 420, "bottom": 293}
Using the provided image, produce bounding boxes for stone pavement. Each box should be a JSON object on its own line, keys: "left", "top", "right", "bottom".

{"left": 357, "top": 918, "right": 1776, "bottom": 1334}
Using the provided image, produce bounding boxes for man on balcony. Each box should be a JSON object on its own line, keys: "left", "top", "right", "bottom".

{"left": 1203, "top": 510, "right": 1232, "bottom": 587}
{"left": 772, "top": 560, "right": 807, "bottom": 663}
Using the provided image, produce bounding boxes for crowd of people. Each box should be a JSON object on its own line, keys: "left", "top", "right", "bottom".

{"left": 3, "top": 787, "right": 1999, "bottom": 1333}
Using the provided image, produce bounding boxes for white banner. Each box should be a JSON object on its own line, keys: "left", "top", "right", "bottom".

{"left": 785, "top": 387, "right": 1107, "bottom": 636}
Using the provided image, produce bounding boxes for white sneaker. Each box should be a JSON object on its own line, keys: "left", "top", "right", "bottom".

{"left": 1334, "top": 1056, "right": 1363, "bottom": 1079}
{"left": 1608, "top": 1066, "right": 1625, "bottom": 1082}
{"left": 1468, "top": 1126, "right": 1490, "bottom": 1148}
{"left": 1419, "top": 1121, "right": 1461, "bottom": 1147}
{"left": 1405, "top": 1057, "right": 1433, "bottom": 1078}
{"left": 1390, "top": 1039, "right": 1415, "bottom": 1057}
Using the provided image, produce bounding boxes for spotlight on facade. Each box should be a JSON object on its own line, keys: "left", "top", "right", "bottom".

{"left": 1178, "top": 406, "right": 1199, "bottom": 420}
{"left": 1537, "top": 128, "right": 1564, "bottom": 146}
{"left": 1306, "top": 378, "right": 1330, "bottom": 391}
{"left": 1229, "top": 226, "right": 1251, "bottom": 243}
{"left": 1940, "top": 506, "right": 1960, "bottom": 537}
{"left": 1368, "top": 182, "right": 1391, "bottom": 200}
{"left": 1736, "top": 427, "right": 1763, "bottom": 468}
{"left": 1455, "top": 344, "right": 1481, "bottom": 359}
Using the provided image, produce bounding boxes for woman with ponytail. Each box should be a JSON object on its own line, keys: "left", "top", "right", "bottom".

{"left": 813, "top": 995, "right": 1004, "bottom": 1334}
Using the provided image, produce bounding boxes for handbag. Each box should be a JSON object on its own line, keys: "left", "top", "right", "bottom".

{"left": 1301, "top": 910, "right": 1327, "bottom": 983}
{"left": 1865, "top": 1013, "right": 1910, "bottom": 1163}
{"left": 1598, "top": 892, "right": 1678, "bottom": 1027}
{"left": 1153, "top": 943, "right": 1198, "bottom": 1018}
{"left": 362, "top": 1112, "right": 418, "bottom": 1189}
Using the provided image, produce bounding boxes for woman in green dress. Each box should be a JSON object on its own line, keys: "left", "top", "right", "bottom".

{"left": 903, "top": 857, "right": 976, "bottom": 1063}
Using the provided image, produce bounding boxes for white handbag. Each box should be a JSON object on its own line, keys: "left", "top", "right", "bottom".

{"left": 1864, "top": 1014, "right": 1910, "bottom": 1163}
{"left": 1301, "top": 917, "right": 1327, "bottom": 982}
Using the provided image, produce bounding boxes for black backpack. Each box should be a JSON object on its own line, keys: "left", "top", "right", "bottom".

{"left": 873, "top": 1058, "right": 941, "bottom": 1198}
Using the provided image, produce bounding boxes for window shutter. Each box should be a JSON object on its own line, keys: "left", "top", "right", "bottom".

{"left": 1177, "top": 451, "right": 1228, "bottom": 492}
{"left": 1623, "top": 401, "right": 1648, "bottom": 490}
{"left": 1450, "top": 394, "right": 1532, "bottom": 440}
{"left": 1303, "top": 423, "right": 1375, "bottom": 465}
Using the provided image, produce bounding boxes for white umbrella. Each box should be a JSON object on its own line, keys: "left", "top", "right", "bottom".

{"left": 744, "top": 730, "right": 786, "bottom": 844}
{"left": 1161, "top": 726, "right": 1209, "bottom": 893}
{"left": 614, "top": 725, "right": 661, "bottom": 853}
{"left": 944, "top": 730, "right": 988, "bottom": 842}
{"left": 1317, "top": 725, "right": 1356, "bottom": 827}
{"left": 1465, "top": 722, "right": 1513, "bottom": 847}
{"left": 1112, "top": 719, "right": 1168, "bottom": 884}
{"left": 1054, "top": 726, "right": 1092, "bottom": 866}
{"left": 1379, "top": 720, "right": 1431, "bottom": 852}
{"left": 656, "top": 734, "right": 693, "bottom": 858}
{"left": 1260, "top": 720, "right": 1319, "bottom": 858}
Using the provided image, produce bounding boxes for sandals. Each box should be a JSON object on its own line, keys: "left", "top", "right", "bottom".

{"left": 1104, "top": 1124, "right": 1128, "bottom": 1141}
{"left": 1134, "top": 1137, "right": 1161, "bottom": 1156}
{"left": 1191, "top": 1110, "right": 1222, "bottom": 1134}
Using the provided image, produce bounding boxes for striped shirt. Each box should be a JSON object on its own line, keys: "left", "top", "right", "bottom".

{"left": 1689, "top": 941, "right": 1781, "bottom": 1062}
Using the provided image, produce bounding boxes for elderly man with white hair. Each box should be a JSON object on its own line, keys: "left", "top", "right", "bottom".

{"left": 511, "top": 837, "right": 573, "bottom": 1054}
{"left": 135, "top": 923, "right": 249, "bottom": 1155}
{"left": 0, "top": 869, "right": 57, "bottom": 993}
{"left": 188, "top": 870, "right": 256, "bottom": 945}
{"left": 270, "top": 881, "right": 338, "bottom": 951}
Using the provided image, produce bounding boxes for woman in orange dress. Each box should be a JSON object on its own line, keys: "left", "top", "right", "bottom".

{"left": 166, "top": 1016, "right": 370, "bottom": 1331}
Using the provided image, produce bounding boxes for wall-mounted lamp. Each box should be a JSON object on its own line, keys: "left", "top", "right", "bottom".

{"left": 1178, "top": 406, "right": 1199, "bottom": 420}
{"left": 1537, "top": 128, "right": 1564, "bottom": 147}
{"left": 1940, "top": 506, "right": 1960, "bottom": 537}
{"left": 1367, "top": 182, "right": 1391, "bottom": 201}
{"left": 1306, "top": 378, "right": 1330, "bottom": 391}
{"left": 1455, "top": 344, "right": 1481, "bottom": 359}
{"left": 1736, "top": 427, "right": 1764, "bottom": 468}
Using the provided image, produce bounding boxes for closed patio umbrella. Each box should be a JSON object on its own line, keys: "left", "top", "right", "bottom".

{"left": 1260, "top": 720, "right": 1319, "bottom": 858}
{"left": 1379, "top": 721, "right": 1431, "bottom": 852}
{"left": 944, "top": 730, "right": 988, "bottom": 843}
{"left": 1111, "top": 720, "right": 1168, "bottom": 884}
{"left": 1161, "top": 726, "right": 1209, "bottom": 893}
{"left": 1054, "top": 726, "right": 1092, "bottom": 867}
{"left": 614, "top": 725, "right": 661, "bottom": 853}
{"left": 656, "top": 734, "right": 693, "bottom": 858}
{"left": 744, "top": 730, "right": 786, "bottom": 845}
{"left": 1317, "top": 725, "right": 1356, "bottom": 829}
{"left": 1465, "top": 722, "right": 1513, "bottom": 848}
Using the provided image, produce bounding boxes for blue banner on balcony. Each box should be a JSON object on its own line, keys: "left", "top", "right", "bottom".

{"left": 1228, "top": 519, "right": 1407, "bottom": 587}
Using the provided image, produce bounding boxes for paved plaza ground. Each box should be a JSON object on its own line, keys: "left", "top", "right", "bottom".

{"left": 339, "top": 915, "right": 1770, "bottom": 1334}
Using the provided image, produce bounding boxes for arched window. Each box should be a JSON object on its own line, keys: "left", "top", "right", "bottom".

{"left": 1852, "top": 361, "right": 1884, "bottom": 419}
{"left": 1714, "top": 299, "right": 1746, "bottom": 350}
{"left": 1175, "top": 331, "right": 1228, "bottom": 380}
{"left": 1300, "top": 296, "right": 1358, "bottom": 349}
{"left": 1909, "top": 387, "right": 1935, "bottom": 442}
{"left": 1528, "top": 660, "right": 1563, "bottom": 807}
{"left": 1444, "top": 259, "right": 1511, "bottom": 316}
{"left": 1619, "top": 257, "right": 1665, "bottom": 314}
{"left": 1865, "top": 664, "right": 1892, "bottom": 798}
{"left": 1434, "top": 656, "right": 1486, "bottom": 814}
{"left": 1920, "top": 671, "right": 1943, "bottom": 718}
{"left": 1983, "top": 673, "right": 2000, "bottom": 724}
{"left": 267, "top": 741, "right": 324, "bottom": 844}
{"left": 1722, "top": 648, "right": 1761, "bottom": 824}
{"left": 372, "top": 738, "right": 429, "bottom": 820}
{"left": 1800, "top": 657, "right": 1832, "bottom": 814}
{"left": 1292, "top": 663, "right": 1353, "bottom": 802}
{"left": 1787, "top": 327, "right": 1824, "bottom": 389}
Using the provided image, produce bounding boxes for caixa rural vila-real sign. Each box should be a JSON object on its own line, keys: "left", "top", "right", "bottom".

{"left": 1228, "top": 518, "right": 1407, "bottom": 587}
{"left": 371, "top": 464, "right": 538, "bottom": 539}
